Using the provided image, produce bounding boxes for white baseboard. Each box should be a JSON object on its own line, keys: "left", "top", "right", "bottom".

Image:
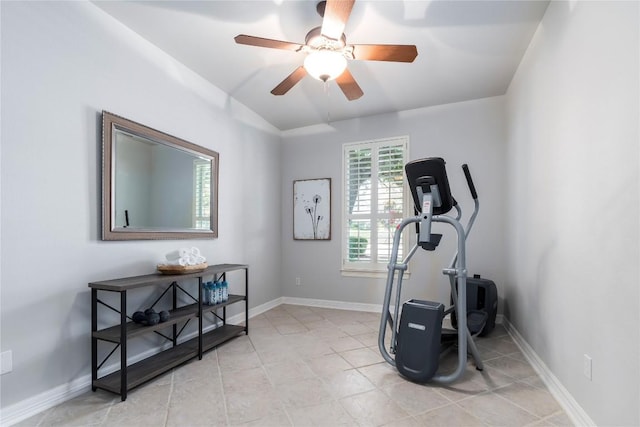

{"left": 0, "top": 374, "right": 90, "bottom": 427}
{"left": 281, "top": 297, "right": 506, "bottom": 329}
{"left": 282, "top": 296, "right": 383, "bottom": 313}
{"left": 250, "top": 296, "right": 285, "bottom": 317}
{"left": 503, "top": 318, "right": 595, "bottom": 427}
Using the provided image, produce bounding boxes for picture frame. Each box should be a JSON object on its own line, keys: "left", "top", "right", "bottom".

{"left": 293, "top": 178, "right": 331, "bottom": 240}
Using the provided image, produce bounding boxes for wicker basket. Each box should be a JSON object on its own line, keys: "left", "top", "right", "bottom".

{"left": 157, "top": 263, "right": 208, "bottom": 275}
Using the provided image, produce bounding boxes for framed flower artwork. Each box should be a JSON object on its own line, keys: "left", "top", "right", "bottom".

{"left": 293, "top": 178, "right": 331, "bottom": 240}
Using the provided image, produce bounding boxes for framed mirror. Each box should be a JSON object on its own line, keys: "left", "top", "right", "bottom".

{"left": 102, "top": 111, "right": 219, "bottom": 240}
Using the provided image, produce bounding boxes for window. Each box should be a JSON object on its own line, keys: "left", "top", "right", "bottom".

{"left": 193, "top": 159, "right": 211, "bottom": 229}
{"left": 342, "top": 136, "right": 409, "bottom": 275}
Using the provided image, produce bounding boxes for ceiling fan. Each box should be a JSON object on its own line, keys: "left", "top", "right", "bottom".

{"left": 234, "top": 0, "right": 418, "bottom": 101}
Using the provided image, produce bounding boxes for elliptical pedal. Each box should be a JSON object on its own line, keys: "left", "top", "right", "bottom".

{"left": 451, "top": 275, "right": 498, "bottom": 337}
{"left": 467, "top": 310, "right": 489, "bottom": 336}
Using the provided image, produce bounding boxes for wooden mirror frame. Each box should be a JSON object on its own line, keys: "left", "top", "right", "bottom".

{"left": 101, "top": 111, "right": 219, "bottom": 240}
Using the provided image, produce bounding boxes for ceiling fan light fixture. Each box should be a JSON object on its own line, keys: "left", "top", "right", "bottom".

{"left": 304, "top": 50, "right": 347, "bottom": 82}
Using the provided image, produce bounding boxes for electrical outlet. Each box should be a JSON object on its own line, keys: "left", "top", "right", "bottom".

{"left": 583, "top": 354, "right": 592, "bottom": 380}
{"left": 295, "top": 277, "right": 301, "bottom": 286}
{"left": 1, "top": 350, "right": 13, "bottom": 375}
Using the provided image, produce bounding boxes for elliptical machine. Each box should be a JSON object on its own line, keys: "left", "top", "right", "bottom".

{"left": 378, "top": 157, "right": 485, "bottom": 384}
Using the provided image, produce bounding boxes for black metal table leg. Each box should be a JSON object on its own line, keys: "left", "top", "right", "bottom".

{"left": 120, "top": 291, "right": 127, "bottom": 401}
{"left": 91, "top": 289, "right": 97, "bottom": 392}
{"left": 245, "top": 267, "right": 249, "bottom": 335}
{"left": 198, "top": 277, "right": 203, "bottom": 360}
{"left": 172, "top": 282, "right": 177, "bottom": 347}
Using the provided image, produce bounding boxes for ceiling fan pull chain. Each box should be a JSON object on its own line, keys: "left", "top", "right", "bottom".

{"left": 325, "top": 80, "right": 331, "bottom": 123}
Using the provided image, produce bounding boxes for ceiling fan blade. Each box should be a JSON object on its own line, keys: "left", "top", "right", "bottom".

{"left": 234, "top": 34, "right": 302, "bottom": 52}
{"left": 336, "top": 69, "right": 363, "bottom": 101}
{"left": 352, "top": 44, "right": 418, "bottom": 63}
{"left": 321, "top": 0, "right": 355, "bottom": 41}
{"left": 271, "top": 66, "right": 307, "bottom": 96}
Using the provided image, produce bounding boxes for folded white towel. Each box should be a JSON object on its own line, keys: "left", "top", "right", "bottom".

{"left": 184, "top": 255, "right": 205, "bottom": 266}
{"left": 163, "top": 257, "right": 188, "bottom": 266}
{"left": 162, "top": 248, "right": 206, "bottom": 267}
{"left": 166, "top": 248, "right": 189, "bottom": 261}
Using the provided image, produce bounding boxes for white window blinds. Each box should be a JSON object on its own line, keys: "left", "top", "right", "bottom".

{"left": 342, "top": 136, "right": 408, "bottom": 273}
{"left": 193, "top": 159, "right": 211, "bottom": 229}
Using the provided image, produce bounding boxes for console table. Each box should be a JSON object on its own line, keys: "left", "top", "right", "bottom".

{"left": 89, "top": 263, "right": 248, "bottom": 401}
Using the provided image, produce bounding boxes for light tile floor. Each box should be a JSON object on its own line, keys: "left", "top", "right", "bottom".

{"left": 16, "top": 304, "right": 573, "bottom": 426}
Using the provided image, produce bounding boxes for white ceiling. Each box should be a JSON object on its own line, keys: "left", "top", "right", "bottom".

{"left": 93, "top": 0, "right": 549, "bottom": 131}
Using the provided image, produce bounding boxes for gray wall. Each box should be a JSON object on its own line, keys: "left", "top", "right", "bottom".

{"left": 0, "top": 2, "right": 282, "bottom": 409}
{"left": 281, "top": 97, "right": 506, "bottom": 310}
{"left": 504, "top": 1, "right": 639, "bottom": 425}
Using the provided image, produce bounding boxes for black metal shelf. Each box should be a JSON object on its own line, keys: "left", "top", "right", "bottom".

{"left": 92, "top": 295, "right": 247, "bottom": 343}
{"left": 202, "top": 324, "right": 246, "bottom": 352}
{"left": 200, "top": 294, "right": 245, "bottom": 313}
{"left": 93, "top": 339, "right": 198, "bottom": 394}
{"left": 92, "top": 324, "right": 246, "bottom": 394}
{"left": 89, "top": 264, "right": 248, "bottom": 401}
{"left": 93, "top": 304, "right": 199, "bottom": 343}
{"left": 89, "top": 264, "right": 249, "bottom": 291}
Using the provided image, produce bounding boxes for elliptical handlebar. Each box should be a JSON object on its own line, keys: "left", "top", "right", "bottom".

{"left": 462, "top": 164, "right": 478, "bottom": 200}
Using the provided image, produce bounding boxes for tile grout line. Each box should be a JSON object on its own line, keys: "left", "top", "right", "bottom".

{"left": 538, "top": 409, "right": 573, "bottom": 427}
{"left": 260, "top": 314, "right": 296, "bottom": 426}
{"left": 162, "top": 370, "right": 175, "bottom": 427}
{"left": 99, "top": 396, "right": 117, "bottom": 426}
{"left": 215, "top": 349, "right": 232, "bottom": 427}
{"left": 271, "top": 314, "right": 369, "bottom": 425}
{"left": 490, "top": 387, "right": 546, "bottom": 424}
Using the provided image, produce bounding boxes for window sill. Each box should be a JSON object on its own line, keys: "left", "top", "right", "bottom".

{"left": 341, "top": 268, "right": 411, "bottom": 280}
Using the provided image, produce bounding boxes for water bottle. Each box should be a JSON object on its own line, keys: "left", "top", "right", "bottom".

{"left": 222, "top": 280, "right": 229, "bottom": 302}
{"left": 209, "top": 281, "right": 217, "bottom": 305}
{"left": 202, "top": 281, "right": 210, "bottom": 305}
{"left": 210, "top": 281, "right": 217, "bottom": 305}
{"left": 216, "top": 280, "right": 223, "bottom": 304}
{"left": 209, "top": 281, "right": 216, "bottom": 305}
